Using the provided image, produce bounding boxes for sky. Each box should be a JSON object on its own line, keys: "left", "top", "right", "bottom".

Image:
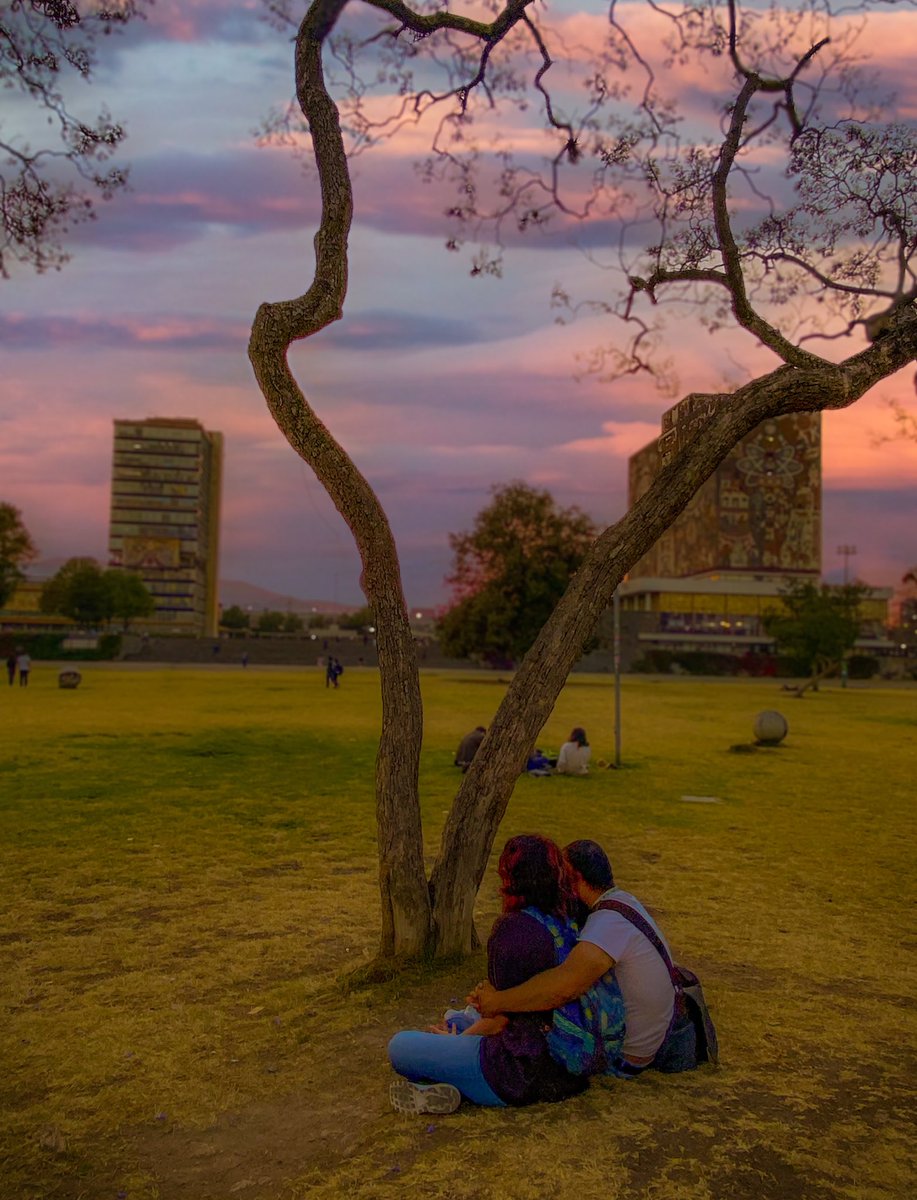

{"left": 2, "top": 0, "right": 915, "bottom": 608}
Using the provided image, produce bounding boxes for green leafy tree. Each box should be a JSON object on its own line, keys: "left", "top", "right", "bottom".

{"left": 40, "top": 558, "right": 112, "bottom": 627}
{"left": 0, "top": 503, "right": 37, "bottom": 608}
{"left": 763, "top": 581, "right": 869, "bottom": 677}
{"left": 103, "top": 569, "right": 154, "bottom": 631}
{"left": 255, "top": 610, "right": 286, "bottom": 633}
{"left": 282, "top": 612, "right": 304, "bottom": 634}
{"left": 307, "top": 612, "right": 331, "bottom": 630}
{"left": 221, "top": 605, "right": 251, "bottom": 631}
{"left": 338, "top": 605, "right": 375, "bottom": 632}
{"left": 437, "top": 483, "right": 597, "bottom": 663}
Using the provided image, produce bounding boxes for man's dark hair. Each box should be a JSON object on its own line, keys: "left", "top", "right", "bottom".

{"left": 563, "top": 839, "right": 614, "bottom": 890}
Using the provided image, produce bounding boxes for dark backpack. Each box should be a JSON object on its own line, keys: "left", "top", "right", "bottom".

{"left": 594, "top": 899, "right": 718, "bottom": 1071}
{"left": 522, "top": 907, "right": 625, "bottom": 1076}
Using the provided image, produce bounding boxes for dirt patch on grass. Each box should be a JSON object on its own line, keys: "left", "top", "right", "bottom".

{"left": 134, "top": 1040, "right": 387, "bottom": 1198}
{"left": 128, "top": 976, "right": 455, "bottom": 1200}
{"left": 99, "top": 976, "right": 917, "bottom": 1200}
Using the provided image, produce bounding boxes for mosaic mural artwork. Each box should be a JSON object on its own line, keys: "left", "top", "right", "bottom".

{"left": 629, "top": 412, "right": 821, "bottom": 578}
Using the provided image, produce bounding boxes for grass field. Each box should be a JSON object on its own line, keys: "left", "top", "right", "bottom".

{"left": 1, "top": 665, "right": 915, "bottom": 1200}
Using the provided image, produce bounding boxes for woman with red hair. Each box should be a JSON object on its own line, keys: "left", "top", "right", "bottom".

{"left": 387, "top": 834, "right": 590, "bottom": 1113}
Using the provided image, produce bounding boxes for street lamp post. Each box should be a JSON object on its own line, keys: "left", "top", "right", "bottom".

{"left": 836, "top": 544, "right": 857, "bottom": 688}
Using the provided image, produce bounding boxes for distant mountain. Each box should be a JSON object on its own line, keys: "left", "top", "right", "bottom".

{"left": 28, "top": 566, "right": 352, "bottom": 614}
{"left": 219, "top": 579, "right": 352, "bottom": 615}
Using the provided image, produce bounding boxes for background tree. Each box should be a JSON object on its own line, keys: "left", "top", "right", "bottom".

{"left": 103, "top": 569, "right": 154, "bottom": 631}
{"left": 0, "top": 503, "right": 37, "bottom": 608}
{"left": 282, "top": 612, "right": 305, "bottom": 634}
{"left": 220, "top": 605, "right": 251, "bottom": 631}
{"left": 255, "top": 609, "right": 286, "bottom": 633}
{"left": 763, "top": 581, "right": 869, "bottom": 677}
{"left": 898, "top": 568, "right": 917, "bottom": 655}
{"left": 40, "top": 557, "right": 112, "bottom": 627}
{"left": 250, "top": 0, "right": 917, "bottom": 963}
{"left": 1, "top": 1, "right": 148, "bottom": 276}
{"left": 437, "top": 483, "right": 596, "bottom": 663}
{"left": 338, "top": 605, "right": 375, "bottom": 632}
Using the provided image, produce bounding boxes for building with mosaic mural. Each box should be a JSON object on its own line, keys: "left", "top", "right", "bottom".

{"left": 616, "top": 406, "right": 891, "bottom": 668}
{"left": 628, "top": 411, "right": 822, "bottom": 579}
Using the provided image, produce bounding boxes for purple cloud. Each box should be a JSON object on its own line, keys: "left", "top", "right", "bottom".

{"left": 0, "top": 308, "right": 495, "bottom": 353}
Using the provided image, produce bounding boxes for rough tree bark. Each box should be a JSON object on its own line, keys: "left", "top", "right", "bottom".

{"left": 248, "top": 0, "right": 431, "bottom": 958}
{"left": 249, "top": 0, "right": 917, "bottom": 961}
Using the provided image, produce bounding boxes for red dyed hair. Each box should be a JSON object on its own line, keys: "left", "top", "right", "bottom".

{"left": 498, "top": 834, "right": 579, "bottom": 919}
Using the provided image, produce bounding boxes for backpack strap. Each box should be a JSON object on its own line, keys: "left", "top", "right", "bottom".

{"left": 593, "top": 898, "right": 685, "bottom": 1017}
{"left": 521, "top": 906, "right": 577, "bottom": 959}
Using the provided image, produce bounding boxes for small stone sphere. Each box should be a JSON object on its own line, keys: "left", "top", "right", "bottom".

{"left": 58, "top": 669, "right": 82, "bottom": 690}
{"left": 753, "top": 710, "right": 787, "bottom": 745}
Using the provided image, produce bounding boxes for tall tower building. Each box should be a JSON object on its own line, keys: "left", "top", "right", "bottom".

{"left": 108, "top": 418, "right": 223, "bottom": 637}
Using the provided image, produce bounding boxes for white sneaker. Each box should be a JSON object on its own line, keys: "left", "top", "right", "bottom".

{"left": 390, "top": 1078, "right": 462, "bottom": 1115}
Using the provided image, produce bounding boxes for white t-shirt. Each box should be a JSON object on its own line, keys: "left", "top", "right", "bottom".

{"left": 556, "top": 742, "right": 591, "bottom": 775}
{"left": 579, "top": 888, "right": 675, "bottom": 1060}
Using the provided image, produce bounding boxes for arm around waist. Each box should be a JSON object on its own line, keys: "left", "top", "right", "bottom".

{"left": 475, "top": 941, "right": 614, "bottom": 1015}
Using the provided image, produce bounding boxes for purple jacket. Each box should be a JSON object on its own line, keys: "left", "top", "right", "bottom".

{"left": 479, "top": 911, "right": 588, "bottom": 1105}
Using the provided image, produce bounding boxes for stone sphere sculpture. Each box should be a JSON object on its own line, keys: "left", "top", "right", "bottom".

{"left": 58, "top": 669, "right": 82, "bottom": 689}
{"left": 753, "top": 710, "right": 787, "bottom": 745}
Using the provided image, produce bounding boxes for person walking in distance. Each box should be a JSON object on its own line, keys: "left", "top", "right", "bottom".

{"left": 16, "top": 650, "right": 31, "bottom": 687}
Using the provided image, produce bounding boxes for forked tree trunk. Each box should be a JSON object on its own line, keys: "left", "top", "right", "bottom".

{"left": 250, "top": 0, "right": 917, "bottom": 965}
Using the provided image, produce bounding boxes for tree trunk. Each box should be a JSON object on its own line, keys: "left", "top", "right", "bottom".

{"left": 248, "top": 0, "right": 432, "bottom": 960}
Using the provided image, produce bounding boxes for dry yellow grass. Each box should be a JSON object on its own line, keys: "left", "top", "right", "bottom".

{"left": 1, "top": 665, "right": 914, "bottom": 1199}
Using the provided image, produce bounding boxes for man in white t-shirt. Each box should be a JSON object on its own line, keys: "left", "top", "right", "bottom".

{"left": 473, "top": 839, "right": 675, "bottom": 1074}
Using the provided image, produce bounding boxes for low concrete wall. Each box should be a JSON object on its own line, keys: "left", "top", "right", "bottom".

{"left": 119, "top": 634, "right": 618, "bottom": 672}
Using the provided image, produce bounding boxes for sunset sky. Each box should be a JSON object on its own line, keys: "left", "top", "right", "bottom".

{"left": 3, "top": 0, "right": 915, "bottom": 607}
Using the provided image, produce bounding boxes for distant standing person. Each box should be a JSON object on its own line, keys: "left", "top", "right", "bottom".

{"left": 6, "top": 652, "right": 16, "bottom": 686}
{"left": 326, "top": 656, "right": 342, "bottom": 688}
{"left": 16, "top": 651, "right": 31, "bottom": 688}
{"left": 454, "top": 726, "right": 486, "bottom": 772}
{"left": 555, "top": 727, "right": 591, "bottom": 775}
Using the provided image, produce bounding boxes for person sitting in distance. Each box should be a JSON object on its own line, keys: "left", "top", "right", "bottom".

{"left": 454, "top": 726, "right": 486, "bottom": 772}
{"left": 470, "top": 839, "right": 677, "bottom": 1078}
{"left": 555, "top": 727, "right": 591, "bottom": 775}
{"left": 525, "top": 747, "right": 554, "bottom": 776}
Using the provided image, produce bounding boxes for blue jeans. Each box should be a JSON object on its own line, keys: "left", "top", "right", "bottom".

{"left": 388, "top": 1031, "right": 507, "bottom": 1107}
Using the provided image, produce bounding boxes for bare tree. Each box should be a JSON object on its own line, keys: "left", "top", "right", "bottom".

{"left": 248, "top": 0, "right": 917, "bottom": 962}
{"left": 0, "top": 1, "right": 148, "bottom": 277}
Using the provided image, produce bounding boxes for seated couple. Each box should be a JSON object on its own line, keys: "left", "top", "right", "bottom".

{"left": 388, "top": 836, "right": 680, "bottom": 1115}
{"left": 527, "top": 727, "right": 591, "bottom": 776}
